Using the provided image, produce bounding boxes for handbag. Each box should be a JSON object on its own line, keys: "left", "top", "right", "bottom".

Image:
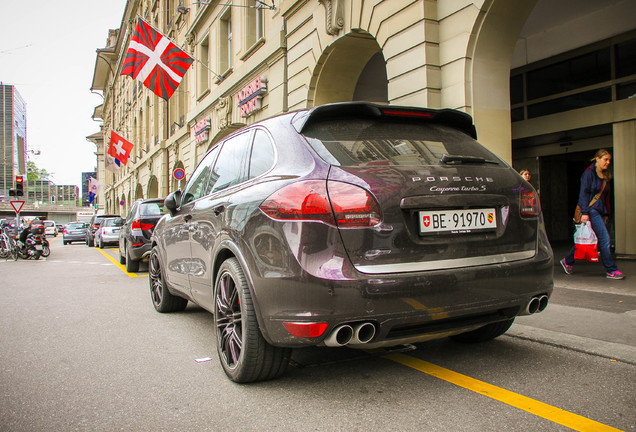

{"left": 573, "top": 223, "right": 599, "bottom": 262}
{"left": 573, "top": 179, "right": 606, "bottom": 224}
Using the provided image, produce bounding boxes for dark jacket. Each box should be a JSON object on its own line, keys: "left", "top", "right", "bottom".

{"left": 578, "top": 164, "right": 611, "bottom": 216}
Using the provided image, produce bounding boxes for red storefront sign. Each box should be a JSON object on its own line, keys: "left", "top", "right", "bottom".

{"left": 192, "top": 116, "right": 211, "bottom": 144}
{"left": 236, "top": 76, "right": 267, "bottom": 118}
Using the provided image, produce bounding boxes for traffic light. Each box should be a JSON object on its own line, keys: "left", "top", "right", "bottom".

{"left": 15, "top": 176, "right": 24, "bottom": 196}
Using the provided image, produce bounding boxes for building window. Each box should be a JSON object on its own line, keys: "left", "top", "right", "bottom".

{"left": 511, "top": 34, "right": 636, "bottom": 122}
{"left": 616, "top": 38, "right": 636, "bottom": 78}
{"left": 219, "top": 10, "right": 232, "bottom": 73}
{"left": 246, "top": 0, "right": 263, "bottom": 48}
{"left": 198, "top": 35, "right": 210, "bottom": 95}
{"left": 526, "top": 49, "right": 610, "bottom": 101}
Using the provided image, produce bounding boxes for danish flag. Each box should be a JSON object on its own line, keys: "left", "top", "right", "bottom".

{"left": 108, "top": 131, "right": 134, "bottom": 166}
{"left": 121, "top": 18, "right": 194, "bottom": 100}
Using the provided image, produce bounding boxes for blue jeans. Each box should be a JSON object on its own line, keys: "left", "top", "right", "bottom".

{"left": 565, "top": 209, "right": 618, "bottom": 273}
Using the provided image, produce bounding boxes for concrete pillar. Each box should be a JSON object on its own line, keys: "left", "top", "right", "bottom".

{"left": 470, "top": 0, "right": 537, "bottom": 163}
{"left": 612, "top": 120, "right": 636, "bottom": 258}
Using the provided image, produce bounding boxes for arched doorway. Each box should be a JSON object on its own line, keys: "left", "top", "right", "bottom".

{"left": 135, "top": 184, "right": 144, "bottom": 200}
{"left": 147, "top": 176, "right": 159, "bottom": 199}
{"left": 310, "top": 33, "right": 387, "bottom": 106}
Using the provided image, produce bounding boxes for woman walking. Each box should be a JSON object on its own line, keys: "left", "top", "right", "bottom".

{"left": 561, "top": 149, "right": 624, "bottom": 280}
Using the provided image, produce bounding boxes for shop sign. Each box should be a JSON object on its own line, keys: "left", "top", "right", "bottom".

{"left": 192, "top": 116, "right": 211, "bottom": 144}
{"left": 236, "top": 76, "right": 267, "bottom": 118}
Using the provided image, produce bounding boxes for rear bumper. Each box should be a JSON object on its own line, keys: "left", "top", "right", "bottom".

{"left": 251, "top": 250, "right": 553, "bottom": 348}
{"left": 100, "top": 234, "right": 120, "bottom": 245}
{"left": 127, "top": 241, "right": 152, "bottom": 262}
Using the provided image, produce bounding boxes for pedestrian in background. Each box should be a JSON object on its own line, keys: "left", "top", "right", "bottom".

{"left": 520, "top": 169, "right": 531, "bottom": 182}
{"left": 560, "top": 149, "right": 625, "bottom": 280}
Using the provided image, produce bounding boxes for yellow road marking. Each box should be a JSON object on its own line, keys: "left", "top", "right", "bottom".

{"left": 384, "top": 353, "right": 623, "bottom": 432}
{"left": 96, "top": 248, "right": 146, "bottom": 278}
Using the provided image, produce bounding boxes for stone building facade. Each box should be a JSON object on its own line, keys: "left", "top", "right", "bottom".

{"left": 90, "top": 0, "right": 636, "bottom": 257}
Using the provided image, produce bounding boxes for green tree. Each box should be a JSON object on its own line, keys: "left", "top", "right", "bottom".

{"left": 27, "top": 161, "right": 52, "bottom": 181}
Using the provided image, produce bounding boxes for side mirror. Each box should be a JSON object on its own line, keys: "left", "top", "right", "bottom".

{"left": 165, "top": 190, "right": 182, "bottom": 216}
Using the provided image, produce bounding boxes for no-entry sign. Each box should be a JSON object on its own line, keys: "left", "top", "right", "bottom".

{"left": 10, "top": 201, "right": 25, "bottom": 214}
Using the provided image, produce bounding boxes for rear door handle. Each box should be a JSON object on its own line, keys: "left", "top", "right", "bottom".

{"left": 213, "top": 205, "right": 225, "bottom": 216}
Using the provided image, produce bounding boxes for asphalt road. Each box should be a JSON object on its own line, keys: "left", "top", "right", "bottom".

{"left": 1, "top": 236, "right": 634, "bottom": 432}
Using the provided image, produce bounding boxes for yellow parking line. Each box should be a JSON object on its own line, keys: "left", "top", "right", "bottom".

{"left": 96, "top": 248, "right": 146, "bottom": 278}
{"left": 384, "top": 353, "right": 623, "bottom": 432}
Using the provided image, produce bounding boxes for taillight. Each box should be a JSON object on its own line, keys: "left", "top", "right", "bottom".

{"left": 520, "top": 190, "right": 540, "bottom": 217}
{"left": 259, "top": 180, "right": 381, "bottom": 228}
{"left": 131, "top": 220, "right": 155, "bottom": 231}
{"left": 283, "top": 322, "right": 328, "bottom": 338}
{"left": 63, "top": 229, "right": 68, "bottom": 234}
{"left": 328, "top": 181, "right": 381, "bottom": 227}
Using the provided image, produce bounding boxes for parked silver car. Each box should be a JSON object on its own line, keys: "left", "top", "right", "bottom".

{"left": 95, "top": 217, "right": 124, "bottom": 248}
{"left": 63, "top": 222, "right": 89, "bottom": 245}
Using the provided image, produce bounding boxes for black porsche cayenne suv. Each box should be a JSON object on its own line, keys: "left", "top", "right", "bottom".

{"left": 149, "top": 102, "right": 553, "bottom": 382}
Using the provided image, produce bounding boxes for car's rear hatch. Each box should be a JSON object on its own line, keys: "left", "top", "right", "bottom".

{"left": 298, "top": 103, "right": 539, "bottom": 274}
{"left": 132, "top": 201, "right": 167, "bottom": 240}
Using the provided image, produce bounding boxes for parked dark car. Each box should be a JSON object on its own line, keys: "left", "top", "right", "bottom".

{"left": 149, "top": 102, "right": 553, "bottom": 383}
{"left": 119, "top": 198, "right": 167, "bottom": 272}
{"left": 63, "top": 222, "right": 89, "bottom": 245}
{"left": 85, "top": 214, "right": 120, "bottom": 247}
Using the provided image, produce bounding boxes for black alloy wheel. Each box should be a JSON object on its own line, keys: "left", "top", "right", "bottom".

{"left": 125, "top": 245, "right": 139, "bottom": 272}
{"left": 41, "top": 245, "right": 50, "bottom": 257}
{"left": 214, "top": 258, "right": 290, "bottom": 383}
{"left": 148, "top": 247, "right": 187, "bottom": 313}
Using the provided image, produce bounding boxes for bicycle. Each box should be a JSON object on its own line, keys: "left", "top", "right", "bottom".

{"left": 0, "top": 227, "right": 18, "bottom": 260}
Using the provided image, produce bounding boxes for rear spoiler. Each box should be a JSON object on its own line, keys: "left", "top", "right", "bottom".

{"left": 291, "top": 102, "right": 477, "bottom": 139}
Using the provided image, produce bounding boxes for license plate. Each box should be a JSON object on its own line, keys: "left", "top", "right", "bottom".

{"left": 419, "top": 208, "right": 497, "bottom": 234}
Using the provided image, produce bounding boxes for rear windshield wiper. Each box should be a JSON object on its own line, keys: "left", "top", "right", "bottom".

{"left": 440, "top": 154, "right": 498, "bottom": 165}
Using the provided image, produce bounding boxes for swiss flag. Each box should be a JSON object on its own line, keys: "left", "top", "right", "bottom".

{"left": 108, "top": 131, "right": 134, "bottom": 166}
{"left": 121, "top": 18, "right": 194, "bottom": 100}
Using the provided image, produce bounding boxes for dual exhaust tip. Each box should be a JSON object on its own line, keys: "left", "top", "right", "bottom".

{"left": 525, "top": 294, "right": 549, "bottom": 315}
{"left": 324, "top": 322, "right": 376, "bottom": 347}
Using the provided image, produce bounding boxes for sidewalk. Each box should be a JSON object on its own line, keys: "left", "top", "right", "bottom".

{"left": 550, "top": 241, "right": 636, "bottom": 296}
{"left": 508, "top": 241, "right": 636, "bottom": 364}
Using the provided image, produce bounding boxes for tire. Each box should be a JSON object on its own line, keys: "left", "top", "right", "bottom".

{"left": 149, "top": 247, "right": 187, "bottom": 313}
{"left": 98, "top": 238, "right": 103, "bottom": 249}
{"left": 12, "top": 243, "right": 18, "bottom": 261}
{"left": 32, "top": 251, "right": 41, "bottom": 260}
{"left": 41, "top": 245, "right": 50, "bottom": 257}
{"left": 214, "top": 258, "right": 291, "bottom": 383}
{"left": 119, "top": 248, "right": 126, "bottom": 265}
{"left": 63, "top": 241, "right": 68, "bottom": 245}
{"left": 450, "top": 318, "right": 515, "bottom": 343}
{"left": 125, "top": 245, "right": 139, "bottom": 273}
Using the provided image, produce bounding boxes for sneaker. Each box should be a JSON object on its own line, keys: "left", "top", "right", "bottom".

{"left": 560, "top": 258, "right": 573, "bottom": 275}
{"left": 606, "top": 271, "right": 625, "bottom": 280}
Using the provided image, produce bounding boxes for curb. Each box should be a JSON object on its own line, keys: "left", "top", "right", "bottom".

{"left": 506, "top": 324, "right": 636, "bottom": 365}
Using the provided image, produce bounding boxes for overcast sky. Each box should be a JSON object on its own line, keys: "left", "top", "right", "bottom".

{"left": 0, "top": 0, "right": 127, "bottom": 186}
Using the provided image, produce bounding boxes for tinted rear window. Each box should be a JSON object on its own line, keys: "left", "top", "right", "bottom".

{"left": 302, "top": 119, "right": 501, "bottom": 167}
{"left": 139, "top": 202, "right": 167, "bottom": 216}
